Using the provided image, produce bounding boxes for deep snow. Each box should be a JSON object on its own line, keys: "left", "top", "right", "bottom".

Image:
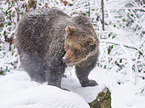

{"left": 0, "top": 66, "right": 145, "bottom": 108}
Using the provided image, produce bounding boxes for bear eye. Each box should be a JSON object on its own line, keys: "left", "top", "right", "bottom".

{"left": 74, "top": 49, "right": 80, "bottom": 54}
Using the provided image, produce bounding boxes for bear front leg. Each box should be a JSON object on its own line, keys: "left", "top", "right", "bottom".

{"left": 75, "top": 55, "right": 98, "bottom": 87}
{"left": 46, "top": 63, "right": 66, "bottom": 87}
{"left": 44, "top": 42, "right": 66, "bottom": 88}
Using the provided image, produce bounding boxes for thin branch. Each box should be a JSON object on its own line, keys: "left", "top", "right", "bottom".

{"left": 101, "top": 39, "right": 145, "bottom": 58}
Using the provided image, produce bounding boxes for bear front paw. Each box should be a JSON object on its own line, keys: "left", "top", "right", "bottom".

{"left": 81, "top": 80, "right": 98, "bottom": 87}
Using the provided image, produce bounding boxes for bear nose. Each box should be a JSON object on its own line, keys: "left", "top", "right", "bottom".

{"left": 62, "top": 57, "right": 68, "bottom": 63}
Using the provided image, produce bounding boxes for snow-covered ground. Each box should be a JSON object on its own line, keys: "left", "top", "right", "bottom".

{"left": 0, "top": 66, "right": 145, "bottom": 108}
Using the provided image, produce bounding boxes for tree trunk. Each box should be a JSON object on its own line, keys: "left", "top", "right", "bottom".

{"left": 89, "top": 87, "right": 111, "bottom": 108}
{"left": 101, "top": 0, "right": 105, "bottom": 31}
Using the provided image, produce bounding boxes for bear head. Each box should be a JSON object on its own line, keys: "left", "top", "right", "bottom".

{"left": 63, "top": 26, "right": 97, "bottom": 66}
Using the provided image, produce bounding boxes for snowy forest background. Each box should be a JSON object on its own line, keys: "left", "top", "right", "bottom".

{"left": 0, "top": 0, "right": 145, "bottom": 98}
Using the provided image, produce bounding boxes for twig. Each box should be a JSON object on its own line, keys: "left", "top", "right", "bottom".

{"left": 101, "top": 39, "right": 145, "bottom": 58}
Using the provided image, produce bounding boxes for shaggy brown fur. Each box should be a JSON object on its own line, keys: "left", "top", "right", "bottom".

{"left": 15, "top": 9, "right": 99, "bottom": 88}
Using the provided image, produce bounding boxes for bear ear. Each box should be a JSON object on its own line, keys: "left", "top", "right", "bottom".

{"left": 65, "top": 26, "right": 76, "bottom": 36}
{"left": 86, "top": 36, "right": 96, "bottom": 45}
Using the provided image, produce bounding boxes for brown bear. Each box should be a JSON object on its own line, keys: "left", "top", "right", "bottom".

{"left": 15, "top": 9, "right": 99, "bottom": 88}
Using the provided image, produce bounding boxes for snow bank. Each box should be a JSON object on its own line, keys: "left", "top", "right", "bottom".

{"left": 0, "top": 71, "right": 89, "bottom": 108}
{"left": 90, "top": 67, "right": 145, "bottom": 108}
{"left": 1, "top": 67, "right": 145, "bottom": 108}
